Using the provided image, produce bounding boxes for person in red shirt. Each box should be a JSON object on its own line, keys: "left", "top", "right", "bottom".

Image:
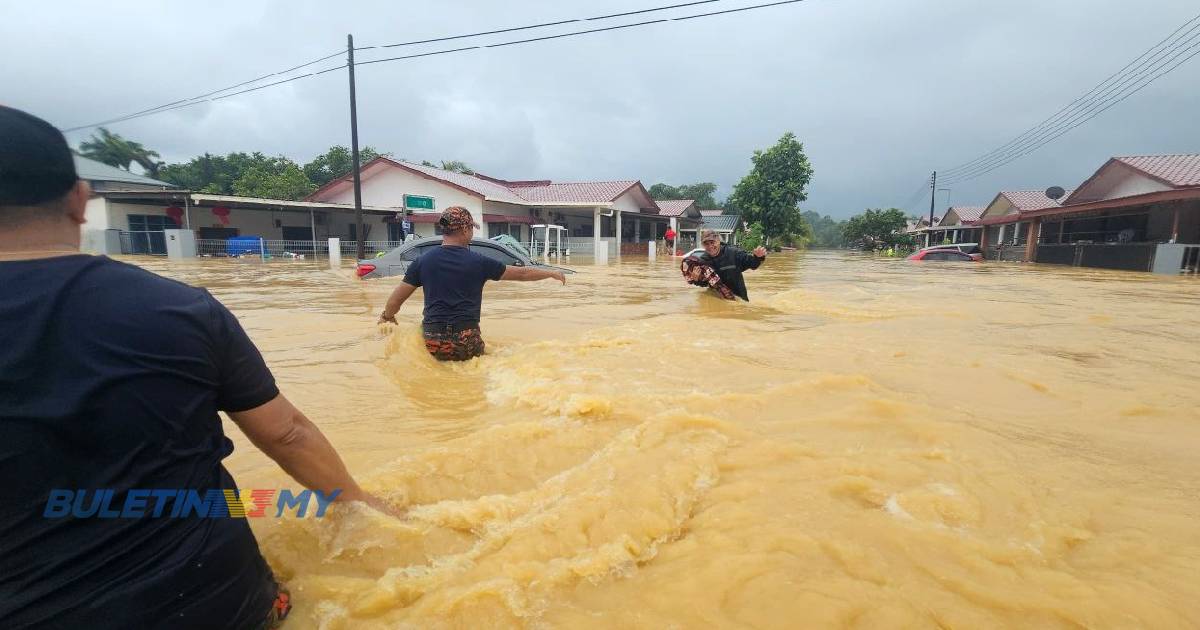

{"left": 665, "top": 227, "right": 677, "bottom": 253}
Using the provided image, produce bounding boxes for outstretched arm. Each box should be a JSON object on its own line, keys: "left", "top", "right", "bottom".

{"left": 229, "top": 394, "right": 398, "bottom": 515}
{"left": 379, "top": 281, "right": 418, "bottom": 323}
{"left": 737, "top": 247, "right": 767, "bottom": 271}
{"left": 501, "top": 266, "right": 566, "bottom": 284}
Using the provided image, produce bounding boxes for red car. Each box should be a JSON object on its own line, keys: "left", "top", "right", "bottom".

{"left": 907, "top": 248, "right": 983, "bottom": 262}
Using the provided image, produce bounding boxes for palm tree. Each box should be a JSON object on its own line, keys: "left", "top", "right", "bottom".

{"left": 78, "top": 128, "right": 164, "bottom": 178}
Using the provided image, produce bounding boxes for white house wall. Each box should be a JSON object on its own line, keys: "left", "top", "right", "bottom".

{"left": 84, "top": 197, "right": 110, "bottom": 230}
{"left": 1101, "top": 168, "right": 1171, "bottom": 202}
{"left": 323, "top": 167, "right": 484, "bottom": 226}
{"left": 982, "top": 198, "right": 1016, "bottom": 219}
{"left": 482, "top": 201, "right": 534, "bottom": 241}
{"left": 99, "top": 200, "right": 398, "bottom": 241}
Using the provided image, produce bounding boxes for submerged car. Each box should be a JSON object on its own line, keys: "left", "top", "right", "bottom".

{"left": 355, "top": 236, "right": 576, "bottom": 279}
{"left": 907, "top": 248, "right": 982, "bottom": 262}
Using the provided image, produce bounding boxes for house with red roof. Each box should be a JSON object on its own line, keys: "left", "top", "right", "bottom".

{"left": 969, "top": 154, "right": 1200, "bottom": 272}
{"left": 305, "top": 157, "right": 667, "bottom": 257}
{"left": 920, "top": 206, "right": 985, "bottom": 246}
{"left": 974, "top": 190, "right": 1072, "bottom": 260}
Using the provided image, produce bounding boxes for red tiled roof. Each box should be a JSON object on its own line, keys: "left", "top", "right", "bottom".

{"left": 949, "top": 206, "right": 985, "bottom": 222}
{"left": 308, "top": 157, "right": 646, "bottom": 207}
{"left": 514, "top": 181, "right": 640, "bottom": 204}
{"left": 656, "top": 199, "right": 695, "bottom": 216}
{"left": 1001, "top": 190, "right": 1072, "bottom": 212}
{"left": 1113, "top": 154, "right": 1200, "bottom": 187}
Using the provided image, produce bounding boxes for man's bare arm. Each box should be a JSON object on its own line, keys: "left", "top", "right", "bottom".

{"left": 228, "top": 394, "right": 395, "bottom": 514}
{"left": 501, "top": 266, "right": 566, "bottom": 284}
{"left": 379, "top": 281, "right": 418, "bottom": 323}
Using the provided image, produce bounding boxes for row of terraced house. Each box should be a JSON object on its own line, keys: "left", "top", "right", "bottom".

{"left": 79, "top": 155, "right": 740, "bottom": 259}
{"left": 912, "top": 153, "right": 1200, "bottom": 274}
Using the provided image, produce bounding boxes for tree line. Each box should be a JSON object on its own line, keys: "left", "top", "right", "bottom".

{"left": 76, "top": 127, "right": 471, "bottom": 201}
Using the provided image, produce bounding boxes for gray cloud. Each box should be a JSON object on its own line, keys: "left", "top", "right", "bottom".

{"left": 3, "top": 0, "right": 1197, "bottom": 217}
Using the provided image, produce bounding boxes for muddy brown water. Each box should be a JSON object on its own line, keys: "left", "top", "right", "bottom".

{"left": 127, "top": 251, "right": 1200, "bottom": 629}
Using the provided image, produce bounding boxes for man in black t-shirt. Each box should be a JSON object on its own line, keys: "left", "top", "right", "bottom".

{"left": 0, "top": 106, "right": 393, "bottom": 629}
{"left": 378, "top": 206, "right": 565, "bottom": 361}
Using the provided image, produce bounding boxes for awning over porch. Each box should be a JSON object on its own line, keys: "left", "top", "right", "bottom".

{"left": 483, "top": 213, "right": 534, "bottom": 224}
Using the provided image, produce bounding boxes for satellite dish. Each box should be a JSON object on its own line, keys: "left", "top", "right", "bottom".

{"left": 1045, "top": 186, "right": 1066, "bottom": 200}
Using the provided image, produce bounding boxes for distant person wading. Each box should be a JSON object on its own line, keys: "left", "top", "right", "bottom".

{"left": 378, "top": 206, "right": 566, "bottom": 361}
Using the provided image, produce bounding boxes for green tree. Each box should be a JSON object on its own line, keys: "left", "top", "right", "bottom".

{"left": 728, "top": 133, "right": 814, "bottom": 244}
{"left": 78, "top": 128, "right": 164, "bottom": 178}
{"left": 421, "top": 159, "right": 474, "bottom": 174}
{"left": 232, "top": 160, "right": 315, "bottom": 200}
{"left": 801, "top": 210, "right": 847, "bottom": 248}
{"left": 739, "top": 222, "right": 766, "bottom": 250}
{"left": 160, "top": 152, "right": 302, "bottom": 195}
{"left": 303, "top": 145, "right": 386, "bottom": 187}
{"left": 842, "top": 208, "right": 913, "bottom": 251}
{"left": 648, "top": 182, "right": 719, "bottom": 209}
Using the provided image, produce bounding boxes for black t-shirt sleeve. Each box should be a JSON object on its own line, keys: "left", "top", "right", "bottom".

{"left": 402, "top": 256, "right": 423, "bottom": 287}
{"left": 205, "top": 292, "right": 279, "bottom": 412}
{"left": 480, "top": 255, "right": 507, "bottom": 282}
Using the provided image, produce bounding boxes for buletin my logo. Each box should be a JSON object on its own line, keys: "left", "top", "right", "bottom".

{"left": 43, "top": 488, "right": 341, "bottom": 518}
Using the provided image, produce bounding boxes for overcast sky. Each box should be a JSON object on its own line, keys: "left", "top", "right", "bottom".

{"left": 4, "top": 0, "right": 1198, "bottom": 217}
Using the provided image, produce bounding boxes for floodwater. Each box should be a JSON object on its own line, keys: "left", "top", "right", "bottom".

{"left": 132, "top": 251, "right": 1200, "bottom": 629}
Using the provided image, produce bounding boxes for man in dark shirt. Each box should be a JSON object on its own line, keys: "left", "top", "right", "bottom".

{"left": 700, "top": 229, "right": 767, "bottom": 301}
{"left": 0, "top": 105, "right": 391, "bottom": 629}
{"left": 378, "top": 206, "right": 565, "bottom": 361}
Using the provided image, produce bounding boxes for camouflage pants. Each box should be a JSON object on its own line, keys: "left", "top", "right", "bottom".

{"left": 423, "top": 324, "right": 485, "bottom": 361}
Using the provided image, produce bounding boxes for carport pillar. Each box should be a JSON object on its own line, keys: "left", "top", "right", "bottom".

{"left": 328, "top": 238, "right": 341, "bottom": 268}
{"left": 593, "top": 207, "right": 602, "bottom": 261}
{"left": 1024, "top": 219, "right": 1040, "bottom": 262}
{"left": 670, "top": 217, "right": 678, "bottom": 256}
{"left": 980, "top": 226, "right": 989, "bottom": 255}
{"left": 614, "top": 210, "right": 622, "bottom": 258}
{"left": 1171, "top": 206, "right": 1180, "bottom": 243}
{"left": 634, "top": 218, "right": 640, "bottom": 243}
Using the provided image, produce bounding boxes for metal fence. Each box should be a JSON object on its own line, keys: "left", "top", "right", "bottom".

{"left": 192, "top": 239, "right": 405, "bottom": 259}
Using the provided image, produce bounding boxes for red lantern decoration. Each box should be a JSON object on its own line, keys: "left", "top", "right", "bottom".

{"left": 211, "top": 206, "right": 231, "bottom": 226}
{"left": 165, "top": 206, "right": 184, "bottom": 226}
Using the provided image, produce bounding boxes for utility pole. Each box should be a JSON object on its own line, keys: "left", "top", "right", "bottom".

{"left": 927, "top": 170, "right": 937, "bottom": 248}
{"left": 347, "top": 34, "right": 365, "bottom": 261}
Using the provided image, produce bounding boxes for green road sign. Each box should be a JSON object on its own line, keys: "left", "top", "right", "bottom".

{"left": 404, "top": 194, "right": 435, "bottom": 210}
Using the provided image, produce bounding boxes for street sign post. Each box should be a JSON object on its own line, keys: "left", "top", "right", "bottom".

{"left": 404, "top": 195, "right": 435, "bottom": 211}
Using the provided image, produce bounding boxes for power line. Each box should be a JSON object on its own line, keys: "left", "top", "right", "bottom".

{"left": 60, "top": 0, "right": 808, "bottom": 133}
{"left": 939, "top": 12, "right": 1200, "bottom": 180}
{"left": 942, "top": 34, "right": 1200, "bottom": 184}
{"left": 941, "top": 36, "right": 1200, "bottom": 185}
{"left": 940, "top": 20, "right": 1200, "bottom": 183}
{"left": 936, "top": 12, "right": 1200, "bottom": 184}
{"left": 61, "top": 49, "right": 345, "bottom": 133}
{"left": 359, "top": 1, "right": 806, "bottom": 63}
{"left": 369, "top": 1, "right": 721, "bottom": 49}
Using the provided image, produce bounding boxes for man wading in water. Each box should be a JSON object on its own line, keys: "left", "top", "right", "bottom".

{"left": 700, "top": 228, "right": 767, "bottom": 301}
{"left": 0, "top": 105, "right": 394, "bottom": 629}
{"left": 378, "top": 206, "right": 565, "bottom": 360}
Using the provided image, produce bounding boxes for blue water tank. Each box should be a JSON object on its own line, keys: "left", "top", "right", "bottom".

{"left": 226, "top": 236, "right": 263, "bottom": 256}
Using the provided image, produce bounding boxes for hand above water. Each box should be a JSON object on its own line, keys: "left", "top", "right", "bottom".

{"left": 550, "top": 270, "right": 567, "bottom": 285}
{"left": 753, "top": 246, "right": 768, "bottom": 258}
{"left": 378, "top": 311, "right": 397, "bottom": 325}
